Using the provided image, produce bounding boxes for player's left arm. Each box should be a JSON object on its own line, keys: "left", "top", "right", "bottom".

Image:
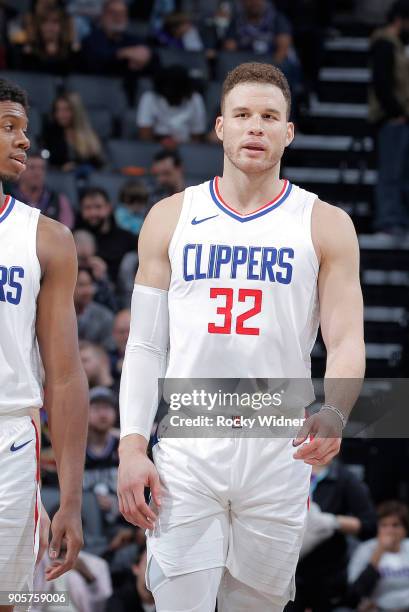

{"left": 35, "top": 216, "right": 89, "bottom": 580}
{"left": 293, "top": 201, "right": 365, "bottom": 465}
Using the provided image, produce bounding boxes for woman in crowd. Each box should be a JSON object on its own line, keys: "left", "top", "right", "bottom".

{"left": 42, "top": 91, "right": 105, "bottom": 177}
{"left": 11, "top": 2, "right": 80, "bottom": 74}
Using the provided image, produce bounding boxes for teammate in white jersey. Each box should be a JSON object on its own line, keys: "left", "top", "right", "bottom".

{"left": 0, "top": 79, "right": 88, "bottom": 611}
{"left": 118, "top": 63, "right": 365, "bottom": 611}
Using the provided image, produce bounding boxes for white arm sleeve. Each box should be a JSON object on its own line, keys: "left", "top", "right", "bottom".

{"left": 119, "top": 284, "right": 169, "bottom": 442}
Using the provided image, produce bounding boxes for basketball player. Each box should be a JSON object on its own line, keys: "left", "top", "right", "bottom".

{"left": 0, "top": 79, "right": 88, "bottom": 611}
{"left": 118, "top": 63, "right": 365, "bottom": 611}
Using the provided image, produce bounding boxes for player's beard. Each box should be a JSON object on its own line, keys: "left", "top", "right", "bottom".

{"left": 223, "top": 141, "right": 283, "bottom": 175}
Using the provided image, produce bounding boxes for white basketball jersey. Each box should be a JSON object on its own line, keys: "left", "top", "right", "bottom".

{"left": 0, "top": 196, "right": 43, "bottom": 415}
{"left": 166, "top": 178, "right": 320, "bottom": 380}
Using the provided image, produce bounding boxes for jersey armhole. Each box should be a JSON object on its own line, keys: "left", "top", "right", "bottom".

{"left": 302, "top": 193, "right": 320, "bottom": 276}
{"left": 168, "top": 187, "right": 194, "bottom": 262}
{"left": 28, "top": 208, "right": 41, "bottom": 300}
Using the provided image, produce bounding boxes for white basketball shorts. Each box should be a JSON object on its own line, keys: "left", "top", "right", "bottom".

{"left": 147, "top": 436, "right": 311, "bottom": 604}
{"left": 0, "top": 414, "right": 41, "bottom": 591}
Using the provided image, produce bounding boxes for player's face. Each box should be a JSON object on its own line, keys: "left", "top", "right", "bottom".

{"left": 80, "top": 195, "right": 112, "bottom": 227}
{"left": 215, "top": 83, "right": 294, "bottom": 175}
{"left": 0, "top": 101, "right": 30, "bottom": 182}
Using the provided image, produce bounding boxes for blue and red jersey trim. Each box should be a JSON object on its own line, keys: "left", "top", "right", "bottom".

{"left": 209, "top": 176, "right": 292, "bottom": 223}
{"left": 0, "top": 195, "right": 15, "bottom": 224}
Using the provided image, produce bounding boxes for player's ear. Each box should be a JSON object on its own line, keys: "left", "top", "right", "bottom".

{"left": 215, "top": 115, "right": 224, "bottom": 142}
{"left": 285, "top": 121, "right": 295, "bottom": 147}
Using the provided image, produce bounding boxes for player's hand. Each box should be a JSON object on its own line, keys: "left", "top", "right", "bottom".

{"left": 117, "top": 450, "right": 161, "bottom": 530}
{"left": 292, "top": 410, "right": 342, "bottom": 465}
{"left": 45, "top": 505, "right": 83, "bottom": 581}
{"left": 36, "top": 502, "right": 51, "bottom": 566}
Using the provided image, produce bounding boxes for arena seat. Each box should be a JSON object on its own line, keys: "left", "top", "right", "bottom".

{"left": 64, "top": 74, "right": 128, "bottom": 119}
{"left": 88, "top": 108, "right": 114, "bottom": 141}
{"left": 179, "top": 142, "right": 224, "bottom": 182}
{"left": 215, "top": 52, "right": 273, "bottom": 82}
{"left": 1, "top": 70, "right": 59, "bottom": 114}
{"left": 154, "top": 48, "right": 209, "bottom": 81}
{"left": 45, "top": 170, "right": 78, "bottom": 209}
{"left": 107, "top": 139, "right": 161, "bottom": 172}
{"left": 120, "top": 107, "right": 138, "bottom": 139}
{"left": 87, "top": 171, "right": 136, "bottom": 205}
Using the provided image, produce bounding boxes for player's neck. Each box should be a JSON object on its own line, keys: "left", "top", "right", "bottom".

{"left": 219, "top": 165, "right": 283, "bottom": 213}
{"left": 0, "top": 183, "right": 5, "bottom": 205}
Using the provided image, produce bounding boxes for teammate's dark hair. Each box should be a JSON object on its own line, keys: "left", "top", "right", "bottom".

{"left": 377, "top": 500, "right": 409, "bottom": 533}
{"left": 152, "top": 149, "right": 182, "bottom": 167}
{"left": 0, "top": 78, "right": 28, "bottom": 110}
{"left": 79, "top": 186, "right": 110, "bottom": 204}
{"left": 221, "top": 62, "right": 291, "bottom": 119}
{"left": 387, "top": 0, "right": 409, "bottom": 22}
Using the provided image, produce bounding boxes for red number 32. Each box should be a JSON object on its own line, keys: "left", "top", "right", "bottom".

{"left": 208, "top": 288, "right": 262, "bottom": 335}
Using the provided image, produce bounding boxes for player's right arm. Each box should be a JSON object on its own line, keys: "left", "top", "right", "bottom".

{"left": 117, "top": 193, "right": 183, "bottom": 529}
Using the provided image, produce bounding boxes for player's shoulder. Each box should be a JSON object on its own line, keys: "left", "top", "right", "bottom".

{"left": 141, "top": 190, "right": 185, "bottom": 241}
{"left": 313, "top": 198, "right": 354, "bottom": 228}
{"left": 37, "top": 215, "right": 76, "bottom": 273}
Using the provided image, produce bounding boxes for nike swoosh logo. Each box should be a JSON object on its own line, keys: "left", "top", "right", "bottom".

{"left": 10, "top": 439, "right": 33, "bottom": 452}
{"left": 191, "top": 214, "right": 219, "bottom": 225}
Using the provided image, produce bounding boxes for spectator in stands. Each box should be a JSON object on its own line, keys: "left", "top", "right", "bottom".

{"left": 33, "top": 549, "right": 113, "bottom": 612}
{"left": 11, "top": 4, "right": 80, "bottom": 74}
{"left": 369, "top": 0, "right": 409, "bottom": 236}
{"left": 115, "top": 179, "right": 149, "bottom": 235}
{"left": 79, "top": 340, "right": 115, "bottom": 390}
{"left": 150, "top": 0, "right": 222, "bottom": 30}
{"left": 347, "top": 500, "right": 409, "bottom": 610}
{"left": 80, "top": 0, "right": 155, "bottom": 80}
{"left": 84, "top": 386, "right": 120, "bottom": 536}
{"left": 155, "top": 11, "right": 205, "bottom": 51}
{"left": 11, "top": 152, "right": 74, "bottom": 227}
{"left": 109, "top": 309, "right": 131, "bottom": 382}
{"left": 223, "top": 0, "right": 301, "bottom": 91}
{"left": 137, "top": 65, "right": 207, "bottom": 145}
{"left": 75, "top": 266, "right": 115, "bottom": 350}
{"left": 74, "top": 229, "right": 118, "bottom": 312}
{"left": 41, "top": 92, "right": 105, "bottom": 177}
{"left": 76, "top": 187, "right": 136, "bottom": 283}
{"left": 151, "top": 149, "right": 186, "bottom": 199}
{"left": 285, "top": 458, "right": 377, "bottom": 611}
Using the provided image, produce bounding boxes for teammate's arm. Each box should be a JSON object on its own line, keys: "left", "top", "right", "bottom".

{"left": 118, "top": 193, "right": 182, "bottom": 529}
{"left": 294, "top": 201, "right": 365, "bottom": 465}
{"left": 36, "top": 216, "right": 88, "bottom": 580}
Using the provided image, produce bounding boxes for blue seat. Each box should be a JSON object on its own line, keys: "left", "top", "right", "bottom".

{"left": 179, "top": 143, "right": 224, "bottom": 182}
{"left": 154, "top": 48, "right": 209, "bottom": 81}
{"left": 107, "top": 139, "right": 161, "bottom": 171}
{"left": 64, "top": 74, "right": 128, "bottom": 119}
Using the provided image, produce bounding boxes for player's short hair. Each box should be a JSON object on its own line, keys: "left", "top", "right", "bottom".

{"left": 152, "top": 149, "right": 182, "bottom": 167}
{"left": 0, "top": 78, "right": 28, "bottom": 111}
{"left": 221, "top": 62, "right": 291, "bottom": 119}
{"left": 387, "top": 0, "right": 409, "bottom": 22}
{"left": 377, "top": 500, "right": 409, "bottom": 533}
{"left": 80, "top": 186, "right": 110, "bottom": 204}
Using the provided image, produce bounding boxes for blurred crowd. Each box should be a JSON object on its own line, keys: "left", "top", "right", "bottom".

{"left": 1, "top": 0, "right": 409, "bottom": 611}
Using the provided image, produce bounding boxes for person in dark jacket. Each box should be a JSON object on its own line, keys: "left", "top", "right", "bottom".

{"left": 75, "top": 187, "right": 136, "bottom": 284}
